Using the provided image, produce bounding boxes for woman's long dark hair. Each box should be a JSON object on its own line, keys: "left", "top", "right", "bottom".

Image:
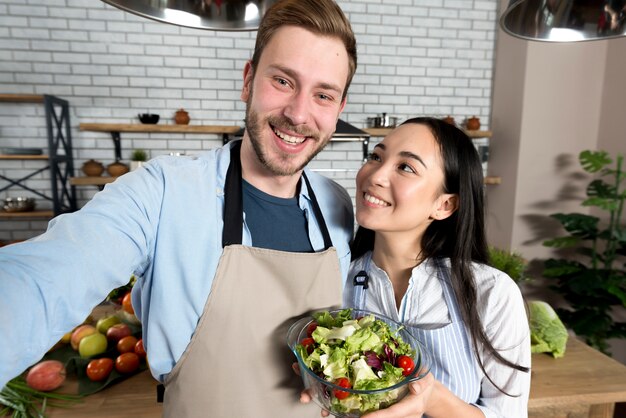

{"left": 351, "top": 117, "right": 529, "bottom": 395}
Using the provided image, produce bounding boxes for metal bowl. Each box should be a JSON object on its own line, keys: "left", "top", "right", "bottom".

{"left": 138, "top": 113, "right": 160, "bottom": 124}
{"left": 3, "top": 197, "right": 36, "bottom": 213}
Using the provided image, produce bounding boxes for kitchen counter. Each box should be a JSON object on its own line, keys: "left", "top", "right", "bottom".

{"left": 41, "top": 337, "right": 626, "bottom": 417}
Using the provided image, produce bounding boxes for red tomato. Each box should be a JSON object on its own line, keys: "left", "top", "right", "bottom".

{"left": 115, "top": 352, "right": 140, "bottom": 374}
{"left": 333, "top": 377, "right": 351, "bottom": 400}
{"left": 397, "top": 355, "right": 415, "bottom": 377}
{"left": 301, "top": 337, "right": 315, "bottom": 347}
{"left": 117, "top": 335, "right": 138, "bottom": 354}
{"left": 86, "top": 358, "right": 114, "bottom": 382}
{"left": 306, "top": 321, "right": 318, "bottom": 337}
{"left": 122, "top": 292, "right": 135, "bottom": 315}
{"left": 134, "top": 338, "right": 147, "bottom": 358}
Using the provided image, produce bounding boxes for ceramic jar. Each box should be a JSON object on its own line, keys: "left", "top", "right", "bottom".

{"left": 82, "top": 159, "right": 105, "bottom": 177}
{"left": 107, "top": 161, "right": 130, "bottom": 177}
{"left": 174, "top": 108, "right": 190, "bottom": 125}
{"left": 466, "top": 116, "right": 481, "bottom": 131}
{"left": 442, "top": 115, "right": 456, "bottom": 125}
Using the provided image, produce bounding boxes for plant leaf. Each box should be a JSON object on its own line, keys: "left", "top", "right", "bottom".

{"left": 580, "top": 150, "right": 611, "bottom": 173}
{"left": 586, "top": 179, "right": 615, "bottom": 198}
{"left": 543, "top": 258, "right": 583, "bottom": 277}
{"left": 550, "top": 213, "right": 599, "bottom": 237}
{"left": 543, "top": 236, "right": 580, "bottom": 248}
{"left": 582, "top": 197, "right": 619, "bottom": 211}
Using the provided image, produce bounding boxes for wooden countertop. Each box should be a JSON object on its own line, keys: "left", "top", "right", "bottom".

{"left": 40, "top": 337, "right": 626, "bottom": 417}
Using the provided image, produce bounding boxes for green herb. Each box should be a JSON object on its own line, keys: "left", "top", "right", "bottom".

{"left": 0, "top": 376, "right": 83, "bottom": 418}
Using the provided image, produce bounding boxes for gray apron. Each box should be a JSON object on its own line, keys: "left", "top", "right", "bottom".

{"left": 163, "top": 142, "right": 343, "bottom": 417}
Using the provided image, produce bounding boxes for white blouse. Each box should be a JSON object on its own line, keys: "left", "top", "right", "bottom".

{"left": 344, "top": 255, "right": 531, "bottom": 418}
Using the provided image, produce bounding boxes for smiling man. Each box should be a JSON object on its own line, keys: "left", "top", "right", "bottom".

{"left": 0, "top": 1, "right": 357, "bottom": 417}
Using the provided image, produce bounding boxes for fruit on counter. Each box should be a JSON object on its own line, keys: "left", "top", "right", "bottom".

{"left": 115, "top": 352, "right": 140, "bottom": 374}
{"left": 122, "top": 292, "right": 135, "bottom": 315}
{"left": 70, "top": 324, "right": 97, "bottom": 350}
{"left": 86, "top": 358, "right": 114, "bottom": 382}
{"left": 25, "top": 360, "right": 66, "bottom": 392}
{"left": 96, "top": 315, "right": 121, "bottom": 334}
{"left": 134, "top": 338, "right": 146, "bottom": 358}
{"left": 106, "top": 323, "right": 132, "bottom": 342}
{"left": 60, "top": 330, "right": 72, "bottom": 344}
{"left": 78, "top": 332, "right": 108, "bottom": 358}
{"left": 117, "top": 335, "right": 138, "bottom": 354}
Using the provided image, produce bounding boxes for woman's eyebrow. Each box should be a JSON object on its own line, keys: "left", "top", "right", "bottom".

{"left": 375, "top": 143, "right": 427, "bottom": 169}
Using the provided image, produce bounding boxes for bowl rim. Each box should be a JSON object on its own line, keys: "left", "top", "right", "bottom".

{"left": 288, "top": 308, "right": 428, "bottom": 395}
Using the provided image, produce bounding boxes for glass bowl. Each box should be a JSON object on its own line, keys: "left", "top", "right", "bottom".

{"left": 287, "top": 309, "right": 430, "bottom": 418}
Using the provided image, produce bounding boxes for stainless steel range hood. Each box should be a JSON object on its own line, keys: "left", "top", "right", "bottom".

{"left": 101, "top": 0, "right": 277, "bottom": 31}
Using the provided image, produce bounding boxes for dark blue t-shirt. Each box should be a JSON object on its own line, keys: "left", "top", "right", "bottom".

{"left": 242, "top": 179, "right": 314, "bottom": 252}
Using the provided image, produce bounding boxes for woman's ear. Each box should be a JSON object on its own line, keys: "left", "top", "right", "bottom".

{"left": 431, "top": 194, "right": 458, "bottom": 220}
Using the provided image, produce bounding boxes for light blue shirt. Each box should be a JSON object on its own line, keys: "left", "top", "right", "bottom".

{"left": 0, "top": 140, "right": 354, "bottom": 388}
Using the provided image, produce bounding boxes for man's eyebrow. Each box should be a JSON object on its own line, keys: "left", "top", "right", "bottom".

{"left": 271, "top": 64, "right": 343, "bottom": 96}
{"left": 374, "top": 143, "right": 428, "bottom": 169}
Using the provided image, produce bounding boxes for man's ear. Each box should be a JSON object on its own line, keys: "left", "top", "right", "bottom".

{"left": 431, "top": 194, "right": 458, "bottom": 220}
{"left": 241, "top": 60, "right": 253, "bottom": 102}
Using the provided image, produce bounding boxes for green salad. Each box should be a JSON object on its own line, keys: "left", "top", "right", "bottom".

{"left": 295, "top": 309, "right": 417, "bottom": 415}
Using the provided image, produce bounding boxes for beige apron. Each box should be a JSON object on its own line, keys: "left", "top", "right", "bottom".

{"left": 163, "top": 142, "right": 343, "bottom": 418}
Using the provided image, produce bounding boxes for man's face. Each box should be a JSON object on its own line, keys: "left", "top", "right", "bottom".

{"left": 241, "top": 25, "right": 349, "bottom": 176}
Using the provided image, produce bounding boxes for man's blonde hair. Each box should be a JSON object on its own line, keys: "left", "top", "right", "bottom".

{"left": 251, "top": 0, "right": 357, "bottom": 100}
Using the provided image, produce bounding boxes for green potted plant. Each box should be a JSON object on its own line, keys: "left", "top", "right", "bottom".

{"left": 542, "top": 150, "right": 626, "bottom": 353}
{"left": 130, "top": 149, "right": 148, "bottom": 171}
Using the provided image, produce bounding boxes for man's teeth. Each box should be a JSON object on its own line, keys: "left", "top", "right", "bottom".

{"left": 364, "top": 193, "right": 390, "bottom": 207}
{"left": 274, "top": 127, "right": 305, "bottom": 144}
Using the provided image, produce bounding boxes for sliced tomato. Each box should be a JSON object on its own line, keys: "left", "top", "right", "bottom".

{"left": 306, "top": 321, "right": 318, "bottom": 337}
{"left": 397, "top": 355, "right": 415, "bottom": 376}
{"left": 333, "top": 377, "right": 351, "bottom": 400}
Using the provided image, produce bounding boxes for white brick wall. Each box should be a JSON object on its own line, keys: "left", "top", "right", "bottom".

{"left": 0, "top": 0, "right": 498, "bottom": 241}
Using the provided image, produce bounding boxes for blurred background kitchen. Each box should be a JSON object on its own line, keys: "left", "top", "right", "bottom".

{"left": 1, "top": 0, "right": 625, "bottom": 362}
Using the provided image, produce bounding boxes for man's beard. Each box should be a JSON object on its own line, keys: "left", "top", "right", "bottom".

{"left": 244, "top": 93, "right": 333, "bottom": 176}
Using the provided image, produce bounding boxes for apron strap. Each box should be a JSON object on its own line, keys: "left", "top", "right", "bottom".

{"left": 222, "top": 140, "right": 334, "bottom": 250}
{"left": 301, "top": 173, "right": 333, "bottom": 250}
{"left": 223, "top": 141, "right": 244, "bottom": 247}
{"left": 352, "top": 252, "right": 372, "bottom": 310}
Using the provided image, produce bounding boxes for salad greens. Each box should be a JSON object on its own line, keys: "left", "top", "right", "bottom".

{"left": 295, "top": 309, "right": 416, "bottom": 415}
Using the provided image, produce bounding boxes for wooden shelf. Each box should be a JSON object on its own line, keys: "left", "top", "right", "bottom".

{"left": 70, "top": 176, "right": 116, "bottom": 186}
{"left": 363, "top": 127, "right": 492, "bottom": 138}
{"left": 0, "top": 154, "right": 49, "bottom": 160}
{"left": 79, "top": 123, "right": 241, "bottom": 135}
{"left": 0, "top": 210, "right": 54, "bottom": 218}
{"left": 0, "top": 94, "right": 45, "bottom": 103}
{"left": 484, "top": 176, "right": 501, "bottom": 185}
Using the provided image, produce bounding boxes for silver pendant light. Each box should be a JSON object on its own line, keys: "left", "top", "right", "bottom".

{"left": 501, "top": 0, "right": 626, "bottom": 42}
{"left": 101, "top": 0, "right": 277, "bottom": 31}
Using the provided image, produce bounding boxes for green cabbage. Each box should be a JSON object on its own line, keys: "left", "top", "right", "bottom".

{"left": 529, "top": 301, "right": 569, "bottom": 358}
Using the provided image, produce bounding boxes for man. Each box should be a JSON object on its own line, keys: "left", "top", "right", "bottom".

{"left": 0, "top": 1, "right": 357, "bottom": 416}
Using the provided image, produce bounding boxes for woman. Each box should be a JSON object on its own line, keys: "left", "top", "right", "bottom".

{"left": 344, "top": 117, "right": 530, "bottom": 417}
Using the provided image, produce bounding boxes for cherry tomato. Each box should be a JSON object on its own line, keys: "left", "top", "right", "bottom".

{"left": 86, "top": 358, "right": 114, "bottom": 382}
{"left": 115, "top": 352, "right": 140, "bottom": 374}
{"left": 397, "top": 355, "right": 415, "bottom": 376}
{"left": 300, "top": 337, "right": 315, "bottom": 354}
{"left": 117, "top": 335, "right": 138, "bottom": 354}
{"left": 122, "top": 292, "right": 134, "bottom": 315}
{"left": 134, "top": 338, "right": 147, "bottom": 358}
{"left": 332, "top": 377, "right": 351, "bottom": 400}
{"left": 306, "top": 321, "right": 318, "bottom": 337}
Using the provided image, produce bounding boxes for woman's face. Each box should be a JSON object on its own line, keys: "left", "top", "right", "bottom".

{"left": 356, "top": 123, "right": 455, "bottom": 236}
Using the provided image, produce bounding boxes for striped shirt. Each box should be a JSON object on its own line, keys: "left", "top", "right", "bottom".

{"left": 344, "top": 253, "right": 531, "bottom": 418}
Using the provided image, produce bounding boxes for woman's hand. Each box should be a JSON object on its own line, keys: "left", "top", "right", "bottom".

{"left": 294, "top": 362, "right": 330, "bottom": 417}
{"left": 361, "top": 373, "right": 436, "bottom": 418}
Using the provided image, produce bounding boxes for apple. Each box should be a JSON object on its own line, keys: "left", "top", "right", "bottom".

{"left": 106, "top": 323, "right": 132, "bottom": 342}
{"left": 26, "top": 360, "right": 66, "bottom": 391}
{"left": 70, "top": 324, "right": 97, "bottom": 351}
{"left": 79, "top": 332, "right": 108, "bottom": 358}
{"left": 96, "top": 315, "right": 121, "bottom": 334}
